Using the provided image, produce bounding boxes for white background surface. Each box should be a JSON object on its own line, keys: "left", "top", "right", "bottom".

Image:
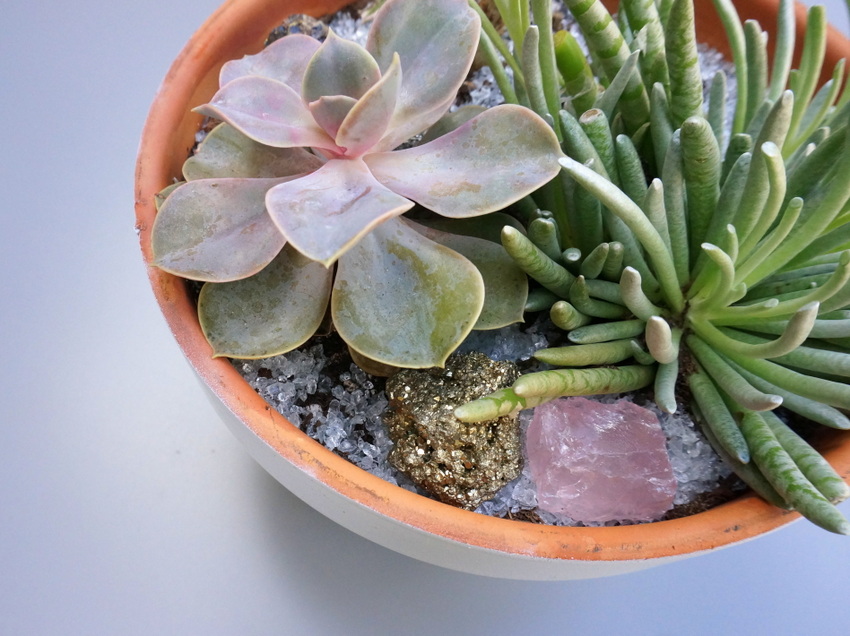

{"left": 2, "top": 1, "right": 850, "bottom": 634}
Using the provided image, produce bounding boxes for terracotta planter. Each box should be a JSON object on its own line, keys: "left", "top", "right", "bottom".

{"left": 135, "top": 0, "right": 850, "bottom": 580}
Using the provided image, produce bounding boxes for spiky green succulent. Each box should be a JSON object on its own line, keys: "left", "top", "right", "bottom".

{"left": 150, "top": 0, "right": 562, "bottom": 370}
{"left": 457, "top": 0, "right": 850, "bottom": 533}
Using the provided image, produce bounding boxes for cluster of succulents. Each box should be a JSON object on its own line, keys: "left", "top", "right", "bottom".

{"left": 454, "top": 0, "right": 850, "bottom": 533}
{"left": 151, "top": 0, "right": 562, "bottom": 372}
{"left": 151, "top": 0, "right": 850, "bottom": 533}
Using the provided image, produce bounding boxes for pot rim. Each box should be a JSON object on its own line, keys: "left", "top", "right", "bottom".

{"left": 134, "top": 0, "right": 850, "bottom": 564}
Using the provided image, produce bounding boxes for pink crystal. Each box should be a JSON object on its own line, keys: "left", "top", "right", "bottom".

{"left": 526, "top": 397, "right": 676, "bottom": 522}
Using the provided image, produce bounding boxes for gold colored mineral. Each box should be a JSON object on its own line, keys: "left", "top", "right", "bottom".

{"left": 384, "top": 352, "right": 522, "bottom": 510}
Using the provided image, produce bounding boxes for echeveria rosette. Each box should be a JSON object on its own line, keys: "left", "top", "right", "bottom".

{"left": 151, "top": 0, "right": 564, "bottom": 368}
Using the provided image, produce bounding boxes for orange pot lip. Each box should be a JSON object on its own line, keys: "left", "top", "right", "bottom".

{"left": 134, "top": 0, "right": 850, "bottom": 563}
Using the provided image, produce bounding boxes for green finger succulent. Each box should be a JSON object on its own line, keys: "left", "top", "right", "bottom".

{"left": 150, "top": 0, "right": 563, "bottom": 369}
{"left": 459, "top": 0, "right": 850, "bottom": 533}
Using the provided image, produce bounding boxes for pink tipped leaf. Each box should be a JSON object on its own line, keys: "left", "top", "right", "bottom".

{"left": 196, "top": 76, "right": 336, "bottom": 151}
{"left": 335, "top": 53, "right": 402, "bottom": 157}
{"left": 301, "top": 30, "right": 381, "bottom": 103}
{"left": 365, "top": 104, "right": 563, "bottom": 217}
{"left": 219, "top": 34, "right": 321, "bottom": 94}
{"left": 367, "top": 0, "right": 481, "bottom": 150}
{"left": 308, "top": 95, "right": 358, "bottom": 139}
{"left": 265, "top": 158, "right": 414, "bottom": 266}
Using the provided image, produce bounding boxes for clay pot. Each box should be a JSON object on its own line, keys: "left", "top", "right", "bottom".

{"left": 135, "top": 0, "right": 850, "bottom": 579}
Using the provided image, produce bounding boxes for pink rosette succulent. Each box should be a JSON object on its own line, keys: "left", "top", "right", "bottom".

{"left": 152, "top": 0, "right": 562, "bottom": 368}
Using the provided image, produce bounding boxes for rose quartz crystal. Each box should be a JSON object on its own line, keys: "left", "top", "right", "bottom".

{"left": 526, "top": 397, "right": 676, "bottom": 522}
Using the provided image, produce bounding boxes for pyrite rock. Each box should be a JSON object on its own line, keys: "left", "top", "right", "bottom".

{"left": 384, "top": 353, "right": 522, "bottom": 509}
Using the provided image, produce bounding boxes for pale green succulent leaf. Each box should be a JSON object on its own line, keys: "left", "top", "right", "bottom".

{"left": 417, "top": 212, "right": 525, "bottom": 244}
{"left": 198, "top": 245, "right": 332, "bottom": 358}
{"left": 367, "top": 0, "right": 481, "bottom": 150}
{"left": 336, "top": 53, "right": 401, "bottom": 157}
{"left": 154, "top": 182, "right": 183, "bottom": 210}
{"left": 151, "top": 177, "right": 291, "bottom": 282}
{"left": 183, "top": 123, "right": 323, "bottom": 180}
{"left": 365, "top": 105, "right": 562, "bottom": 217}
{"left": 308, "top": 95, "right": 358, "bottom": 139}
{"left": 219, "top": 34, "right": 321, "bottom": 94}
{"left": 332, "top": 217, "right": 485, "bottom": 368}
{"left": 411, "top": 220, "right": 527, "bottom": 329}
{"left": 266, "top": 158, "right": 413, "bottom": 266}
{"left": 302, "top": 30, "right": 381, "bottom": 103}
{"left": 196, "top": 77, "right": 336, "bottom": 150}
{"left": 419, "top": 105, "right": 487, "bottom": 144}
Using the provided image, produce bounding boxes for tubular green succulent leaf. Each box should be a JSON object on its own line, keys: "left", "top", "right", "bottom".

{"left": 593, "top": 50, "right": 641, "bottom": 123}
{"left": 569, "top": 319, "right": 646, "bottom": 344}
{"left": 699, "top": 413, "right": 789, "bottom": 509}
{"left": 741, "top": 411, "right": 850, "bottom": 534}
{"left": 743, "top": 20, "right": 769, "bottom": 128}
{"left": 763, "top": 411, "right": 850, "bottom": 503}
{"left": 580, "top": 109, "right": 619, "bottom": 184}
{"left": 534, "top": 339, "right": 635, "bottom": 366}
{"left": 512, "top": 365, "right": 655, "bottom": 399}
{"left": 559, "top": 156, "right": 684, "bottom": 312}
{"left": 528, "top": 217, "right": 562, "bottom": 261}
{"left": 660, "top": 131, "right": 690, "bottom": 285}
{"left": 476, "top": 28, "right": 521, "bottom": 105}
{"left": 580, "top": 243, "right": 610, "bottom": 279}
{"left": 729, "top": 359, "right": 850, "bottom": 430}
{"left": 654, "top": 359, "right": 679, "bottom": 414}
{"left": 570, "top": 275, "right": 630, "bottom": 319}
{"left": 724, "top": 347, "right": 850, "bottom": 411}
{"left": 332, "top": 217, "right": 485, "bottom": 369}
{"left": 687, "top": 335, "right": 783, "bottom": 411}
{"left": 651, "top": 82, "right": 675, "bottom": 173}
{"left": 710, "top": 0, "right": 748, "bottom": 132}
{"left": 531, "top": 0, "right": 562, "bottom": 133}
{"left": 623, "top": 0, "right": 669, "bottom": 91}
{"left": 665, "top": 0, "right": 704, "bottom": 127}
{"left": 521, "top": 26, "right": 551, "bottom": 126}
{"left": 789, "top": 6, "right": 828, "bottom": 143}
{"left": 689, "top": 372, "right": 750, "bottom": 463}
{"left": 707, "top": 71, "right": 728, "bottom": 150}
{"left": 198, "top": 246, "right": 333, "bottom": 358}
{"left": 453, "top": 387, "right": 550, "bottom": 423}
{"left": 645, "top": 316, "right": 679, "bottom": 364}
{"left": 563, "top": 0, "right": 649, "bottom": 131}
{"left": 681, "top": 117, "right": 721, "bottom": 258}
{"left": 616, "top": 134, "right": 649, "bottom": 206}
{"left": 621, "top": 267, "right": 665, "bottom": 320}
{"left": 554, "top": 29, "right": 598, "bottom": 114}
{"left": 550, "top": 300, "right": 592, "bottom": 330}
{"left": 502, "top": 225, "right": 575, "bottom": 297}
{"left": 693, "top": 302, "right": 819, "bottom": 359}
{"left": 767, "top": 0, "right": 795, "bottom": 102}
